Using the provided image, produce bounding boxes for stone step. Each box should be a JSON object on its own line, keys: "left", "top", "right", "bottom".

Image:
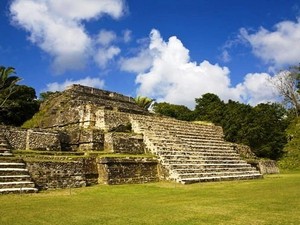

{"left": 0, "top": 168, "right": 29, "bottom": 176}
{"left": 0, "top": 142, "right": 9, "bottom": 146}
{"left": 0, "top": 158, "right": 23, "bottom": 163}
{"left": 187, "top": 142, "right": 232, "bottom": 148}
{"left": 0, "top": 162, "right": 26, "bottom": 168}
{"left": 0, "top": 153, "right": 13, "bottom": 157}
{"left": 0, "top": 187, "right": 38, "bottom": 194}
{"left": 0, "top": 149, "right": 12, "bottom": 153}
{"left": 171, "top": 128, "right": 220, "bottom": 135}
{"left": 190, "top": 145, "right": 234, "bottom": 151}
{"left": 169, "top": 163, "right": 252, "bottom": 169}
{"left": 180, "top": 174, "right": 262, "bottom": 184}
{"left": 173, "top": 166, "right": 258, "bottom": 173}
{"left": 162, "top": 159, "right": 247, "bottom": 164}
{"left": 174, "top": 133, "right": 223, "bottom": 139}
{"left": 162, "top": 155, "right": 240, "bottom": 160}
{"left": 0, "top": 181, "right": 35, "bottom": 189}
{"left": 179, "top": 138, "right": 228, "bottom": 145}
{"left": 0, "top": 175, "right": 31, "bottom": 182}
{"left": 157, "top": 150, "right": 238, "bottom": 156}
{"left": 178, "top": 171, "right": 261, "bottom": 179}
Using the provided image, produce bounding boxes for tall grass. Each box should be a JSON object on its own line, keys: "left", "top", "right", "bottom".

{"left": 1, "top": 172, "right": 299, "bottom": 225}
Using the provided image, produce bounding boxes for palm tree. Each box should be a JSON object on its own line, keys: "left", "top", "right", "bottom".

{"left": 134, "top": 96, "right": 155, "bottom": 110}
{"left": 0, "top": 66, "right": 21, "bottom": 107}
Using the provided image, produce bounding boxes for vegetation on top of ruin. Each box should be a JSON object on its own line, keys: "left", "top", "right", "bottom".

{"left": 11, "top": 149, "right": 156, "bottom": 162}
{"left": 279, "top": 117, "right": 300, "bottom": 170}
{"left": 134, "top": 96, "right": 154, "bottom": 110}
{"left": 22, "top": 91, "right": 70, "bottom": 128}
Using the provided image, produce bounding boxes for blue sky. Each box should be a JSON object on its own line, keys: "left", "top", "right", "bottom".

{"left": 1, "top": 0, "right": 300, "bottom": 108}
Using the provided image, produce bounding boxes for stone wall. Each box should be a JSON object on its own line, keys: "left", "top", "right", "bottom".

{"left": 249, "top": 160, "right": 280, "bottom": 174}
{"left": 61, "top": 127, "right": 104, "bottom": 151}
{"left": 25, "top": 157, "right": 98, "bottom": 190}
{"left": 67, "top": 84, "right": 137, "bottom": 104}
{"left": 103, "top": 110, "right": 131, "bottom": 131}
{"left": 97, "top": 157, "right": 159, "bottom": 185}
{"left": 232, "top": 143, "right": 257, "bottom": 159}
{"left": 104, "top": 132, "right": 145, "bottom": 154}
{"left": 0, "top": 126, "right": 61, "bottom": 151}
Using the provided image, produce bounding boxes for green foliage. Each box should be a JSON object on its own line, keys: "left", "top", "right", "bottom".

{"left": 279, "top": 117, "right": 300, "bottom": 170}
{"left": 195, "top": 93, "right": 225, "bottom": 124}
{"left": 0, "top": 66, "right": 21, "bottom": 107}
{"left": 0, "top": 85, "right": 39, "bottom": 126}
{"left": 0, "top": 173, "right": 300, "bottom": 224}
{"left": 247, "top": 103, "right": 289, "bottom": 159}
{"left": 134, "top": 96, "right": 154, "bottom": 110}
{"left": 153, "top": 102, "right": 196, "bottom": 121}
{"left": 194, "top": 94, "right": 289, "bottom": 160}
{"left": 221, "top": 100, "right": 253, "bottom": 144}
{"left": 39, "top": 91, "right": 60, "bottom": 103}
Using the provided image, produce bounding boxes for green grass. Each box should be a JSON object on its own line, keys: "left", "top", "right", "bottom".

{"left": 1, "top": 172, "right": 300, "bottom": 225}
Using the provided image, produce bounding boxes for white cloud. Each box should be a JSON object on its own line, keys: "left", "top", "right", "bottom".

{"left": 96, "top": 30, "right": 117, "bottom": 46}
{"left": 123, "top": 29, "right": 278, "bottom": 108}
{"left": 94, "top": 46, "right": 121, "bottom": 68}
{"left": 237, "top": 73, "right": 278, "bottom": 105}
{"left": 120, "top": 48, "right": 153, "bottom": 73}
{"left": 240, "top": 18, "right": 300, "bottom": 67}
{"left": 122, "top": 29, "right": 132, "bottom": 43}
{"left": 220, "top": 50, "right": 231, "bottom": 63}
{"left": 46, "top": 77, "right": 105, "bottom": 92}
{"left": 10, "top": 0, "right": 125, "bottom": 73}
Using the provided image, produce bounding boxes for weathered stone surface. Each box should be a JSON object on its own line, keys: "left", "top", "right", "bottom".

{"left": 249, "top": 160, "right": 280, "bottom": 174}
{"left": 232, "top": 143, "right": 257, "bottom": 159}
{"left": 97, "top": 157, "right": 159, "bottom": 185}
{"left": 25, "top": 157, "right": 98, "bottom": 190}
{"left": 60, "top": 127, "right": 104, "bottom": 151}
{"left": 28, "top": 84, "right": 148, "bottom": 130}
{"left": 104, "top": 132, "right": 145, "bottom": 154}
{"left": 0, "top": 126, "right": 61, "bottom": 151}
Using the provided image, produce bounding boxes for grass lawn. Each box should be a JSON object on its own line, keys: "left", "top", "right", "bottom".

{"left": 1, "top": 172, "right": 299, "bottom": 225}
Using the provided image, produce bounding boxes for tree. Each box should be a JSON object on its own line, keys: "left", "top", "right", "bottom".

{"left": 194, "top": 93, "right": 225, "bottom": 124}
{"left": 221, "top": 100, "right": 253, "bottom": 144}
{"left": 39, "top": 91, "right": 60, "bottom": 103}
{"left": 134, "top": 96, "right": 154, "bottom": 110}
{"left": 0, "top": 85, "right": 40, "bottom": 126}
{"left": 153, "top": 102, "right": 196, "bottom": 121}
{"left": 0, "top": 66, "right": 21, "bottom": 107}
{"left": 246, "top": 103, "right": 288, "bottom": 159}
{"left": 193, "top": 93, "right": 289, "bottom": 160}
{"left": 270, "top": 64, "right": 300, "bottom": 116}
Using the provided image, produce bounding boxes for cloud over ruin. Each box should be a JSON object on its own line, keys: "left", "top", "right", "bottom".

{"left": 121, "top": 29, "right": 278, "bottom": 108}
{"left": 10, "top": 0, "right": 126, "bottom": 74}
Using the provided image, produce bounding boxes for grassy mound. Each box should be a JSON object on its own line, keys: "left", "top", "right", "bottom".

{"left": 279, "top": 117, "right": 300, "bottom": 170}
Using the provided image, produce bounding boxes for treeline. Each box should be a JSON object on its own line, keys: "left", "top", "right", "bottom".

{"left": 153, "top": 93, "right": 292, "bottom": 160}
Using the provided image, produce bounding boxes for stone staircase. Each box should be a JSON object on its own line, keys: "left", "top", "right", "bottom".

{"left": 130, "top": 115, "right": 262, "bottom": 184}
{"left": 0, "top": 134, "right": 38, "bottom": 194}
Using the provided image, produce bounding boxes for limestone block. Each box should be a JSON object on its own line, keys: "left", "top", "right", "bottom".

{"left": 97, "top": 157, "right": 158, "bottom": 185}
{"left": 27, "top": 129, "right": 61, "bottom": 151}
{"left": 25, "top": 158, "right": 99, "bottom": 190}
{"left": 104, "top": 132, "right": 145, "bottom": 154}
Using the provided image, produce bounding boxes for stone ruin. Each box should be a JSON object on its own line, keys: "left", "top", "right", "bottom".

{"left": 0, "top": 84, "right": 278, "bottom": 194}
